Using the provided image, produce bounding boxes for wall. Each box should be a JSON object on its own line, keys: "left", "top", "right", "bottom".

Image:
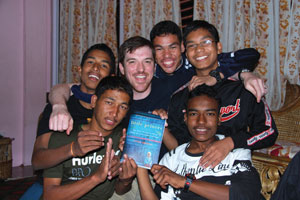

{"left": 0, "top": 0, "right": 52, "bottom": 166}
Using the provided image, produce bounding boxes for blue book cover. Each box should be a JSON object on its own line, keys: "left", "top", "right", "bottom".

{"left": 121, "top": 111, "right": 165, "bottom": 169}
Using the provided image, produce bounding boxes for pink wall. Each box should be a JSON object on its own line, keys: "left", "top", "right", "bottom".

{"left": 0, "top": 0, "right": 52, "bottom": 166}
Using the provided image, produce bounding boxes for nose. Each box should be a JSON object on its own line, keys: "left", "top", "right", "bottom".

{"left": 93, "top": 63, "right": 100, "bottom": 71}
{"left": 163, "top": 48, "right": 171, "bottom": 58}
{"left": 136, "top": 62, "right": 145, "bottom": 73}
{"left": 196, "top": 44, "right": 204, "bottom": 52}
{"left": 110, "top": 105, "right": 118, "bottom": 117}
{"left": 197, "top": 113, "right": 206, "bottom": 124}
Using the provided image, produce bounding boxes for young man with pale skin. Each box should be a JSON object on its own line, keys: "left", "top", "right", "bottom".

{"left": 43, "top": 76, "right": 137, "bottom": 200}
{"left": 137, "top": 85, "right": 262, "bottom": 200}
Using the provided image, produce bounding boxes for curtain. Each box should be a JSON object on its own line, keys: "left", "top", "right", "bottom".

{"left": 59, "top": 0, "right": 117, "bottom": 83}
{"left": 194, "top": 0, "right": 300, "bottom": 110}
{"left": 119, "top": 0, "right": 181, "bottom": 44}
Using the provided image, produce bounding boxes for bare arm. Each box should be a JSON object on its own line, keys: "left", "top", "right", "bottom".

{"left": 230, "top": 72, "right": 267, "bottom": 103}
{"left": 31, "top": 130, "right": 104, "bottom": 170}
{"left": 31, "top": 133, "right": 73, "bottom": 170}
{"left": 48, "top": 83, "right": 74, "bottom": 105}
{"left": 137, "top": 167, "right": 158, "bottom": 200}
{"left": 152, "top": 109, "right": 178, "bottom": 150}
{"left": 43, "top": 138, "right": 113, "bottom": 200}
{"left": 48, "top": 83, "right": 75, "bottom": 134}
{"left": 151, "top": 164, "right": 229, "bottom": 200}
{"left": 163, "top": 128, "right": 178, "bottom": 150}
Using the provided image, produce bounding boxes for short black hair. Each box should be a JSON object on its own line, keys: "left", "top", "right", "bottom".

{"left": 150, "top": 20, "right": 182, "bottom": 43}
{"left": 183, "top": 20, "right": 220, "bottom": 48}
{"left": 80, "top": 43, "right": 115, "bottom": 75}
{"left": 118, "top": 36, "right": 155, "bottom": 66}
{"left": 187, "top": 84, "right": 221, "bottom": 113}
{"left": 95, "top": 76, "right": 133, "bottom": 105}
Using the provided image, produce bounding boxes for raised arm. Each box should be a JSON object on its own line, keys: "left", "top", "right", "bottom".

{"left": 43, "top": 138, "right": 113, "bottom": 200}
{"left": 48, "top": 83, "right": 74, "bottom": 134}
{"left": 217, "top": 48, "right": 260, "bottom": 78}
{"left": 31, "top": 129, "right": 104, "bottom": 170}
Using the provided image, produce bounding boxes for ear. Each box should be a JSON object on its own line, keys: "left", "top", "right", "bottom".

{"left": 184, "top": 110, "right": 187, "bottom": 124}
{"left": 217, "top": 42, "right": 222, "bottom": 54}
{"left": 180, "top": 41, "right": 185, "bottom": 53}
{"left": 217, "top": 113, "right": 221, "bottom": 126}
{"left": 119, "top": 63, "right": 125, "bottom": 76}
{"left": 91, "top": 95, "right": 98, "bottom": 108}
{"left": 76, "top": 65, "right": 82, "bottom": 77}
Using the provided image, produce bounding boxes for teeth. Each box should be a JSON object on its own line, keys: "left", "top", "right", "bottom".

{"left": 136, "top": 75, "right": 146, "bottom": 79}
{"left": 89, "top": 75, "right": 99, "bottom": 80}
{"left": 164, "top": 61, "right": 173, "bottom": 65}
{"left": 196, "top": 56, "right": 208, "bottom": 61}
{"left": 196, "top": 128, "right": 206, "bottom": 131}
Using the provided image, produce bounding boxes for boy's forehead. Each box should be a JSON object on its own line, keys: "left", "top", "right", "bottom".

{"left": 99, "top": 89, "right": 129, "bottom": 102}
{"left": 188, "top": 95, "right": 218, "bottom": 109}
{"left": 87, "top": 50, "right": 111, "bottom": 64}
{"left": 154, "top": 33, "right": 180, "bottom": 43}
{"left": 186, "top": 28, "right": 214, "bottom": 40}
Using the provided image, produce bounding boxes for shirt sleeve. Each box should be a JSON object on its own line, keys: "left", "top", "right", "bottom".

{"left": 229, "top": 98, "right": 278, "bottom": 150}
{"left": 43, "top": 133, "right": 64, "bottom": 178}
{"left": 229, "top": 153, "right": 262, "bottom": 200}
{"left": 217, "top": 48, "right": 260, "bottom": 78}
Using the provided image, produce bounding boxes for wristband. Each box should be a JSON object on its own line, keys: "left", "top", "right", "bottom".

{"left": 209, "top": 70, "right": 222, "bottom": 83}
{"left": 183, "top": 173, "right": 195, "bottom": 192}
{"left": 238, "top": 69, "right": 250, "bottom": 81}
{"left": 70, "top": 141, "right": 75, "bottom": 157}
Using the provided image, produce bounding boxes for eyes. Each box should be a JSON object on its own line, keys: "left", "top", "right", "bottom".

{"left": 105, "top": 100, "right": 129, "bottom": 111}
{"left": 126, "top": 59, "right": 154, "bottom": 65}
{"left": 186, "top": 39, "right": 214, "bottom": 50}
{"left": 155, "top": 44, "right": 179, "bottom": 52}
{"left": 85, "top": 60, "right": 110, "bottom": 69}
{"left": 188, "top": 111, "right": 216, "bottom": 117}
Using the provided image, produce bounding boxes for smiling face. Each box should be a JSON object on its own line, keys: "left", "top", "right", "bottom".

{"left": 79, "top": 50, "right": 112, "bottom": 94}
{"left": 185, "top": 28, "right": 222, "bottom": 76}
{"left": 119, "top": 46, "right": 155, "bottom": 100}
{"left": 153, "top": 34, "right": 184, "bottom": 74}
{"left": 184, "top": 95, "right": 219, "bottom": 144}
{"left": 90, "top": 89, "right": 130, "bottom": 135}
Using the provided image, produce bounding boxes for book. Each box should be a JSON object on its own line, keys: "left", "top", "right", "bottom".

{"left": 121, "top": 111, "right": 165, "bottom": 169}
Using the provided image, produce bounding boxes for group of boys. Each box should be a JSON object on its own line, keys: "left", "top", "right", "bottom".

{"left": 23, "top": 20, "right": 278, "bottom": 200}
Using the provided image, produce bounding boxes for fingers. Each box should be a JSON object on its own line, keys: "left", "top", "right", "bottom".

{"left": 66, "top": 119, "right": 74, "bottom": 135}
{"left": 199, "top": 148, "right": 219, "bottom": 168}
{"left": 109, "top": 154, "right": 120, "bottom": 179}
{"left": 150, "top": 164, "right": 163, "bottom": 175}
{"left": 152, "top": 109, "right": 168, "bottom": 120}
{"left": 199, "top": 138, "right": 233, "bottom": 169}
{"left": 118, "top": 129, "right": 127, "bottom": 152}
{"left": 242, "top": 72, "right": 267, "bottom": 103}
{"left": 49, "top": 104, "right": 73, "bottom": 133}
{"left": 119, "top": 154, "right": 137, "bottom": 182}
{"left": 74, "top": 131, "right": 105, "bottom": 156}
